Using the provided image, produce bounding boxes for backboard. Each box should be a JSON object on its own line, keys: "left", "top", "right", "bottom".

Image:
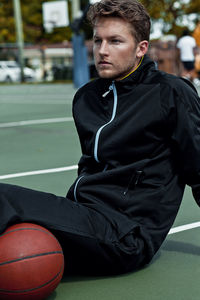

{"left": 42, "top": 0, "right": 69, "bottom": 33}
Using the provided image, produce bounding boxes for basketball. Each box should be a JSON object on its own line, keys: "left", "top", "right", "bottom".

{"left": 0, "top": 223, "right": 64, "bottom": 300}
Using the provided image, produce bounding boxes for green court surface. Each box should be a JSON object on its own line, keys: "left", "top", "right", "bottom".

{"left": 0, "top": 83, "right": 200, "bottom": 300}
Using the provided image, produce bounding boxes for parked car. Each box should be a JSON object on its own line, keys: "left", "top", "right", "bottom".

{"left": 0, "top": 61, "right": 36, "bottom": 83}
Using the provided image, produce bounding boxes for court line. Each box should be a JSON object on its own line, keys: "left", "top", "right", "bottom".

{"left": 0, "top": 99, "right": 72, "bottom": 105}
{"left": 0, "top": 165, "right": 199, "bottom": 235}
{"left": 168, "top": 222, "right": 200, "bottom": 234}
{"left": 0, "top": 165, "right": 78, "bottom": 179}
{"left": 0, "top": 117, "right": 73, "bottom": 128}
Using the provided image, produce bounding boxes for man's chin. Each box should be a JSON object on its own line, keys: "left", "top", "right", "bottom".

{"left": 97, "top": 70, "right": 116, "bottom": 79}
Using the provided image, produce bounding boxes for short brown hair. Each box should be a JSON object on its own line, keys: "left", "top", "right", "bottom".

{"left": 87, "top": 0, "right": 151, "bottom": 42}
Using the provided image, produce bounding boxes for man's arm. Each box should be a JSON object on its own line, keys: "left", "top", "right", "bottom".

{"left": 166, "top": 79, "right": 200, "bottom": 206}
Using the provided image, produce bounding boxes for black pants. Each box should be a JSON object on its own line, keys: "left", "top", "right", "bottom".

{"left": 0, "top": 183, "right": 146, "bottom": 275}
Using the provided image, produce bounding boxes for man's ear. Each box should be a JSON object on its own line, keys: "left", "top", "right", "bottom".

{"left": 136, "top": 40, "right": 149, "bottom": 58}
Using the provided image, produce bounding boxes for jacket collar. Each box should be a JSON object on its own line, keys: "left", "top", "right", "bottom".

{"left": 117, "top": 55, "right": 156, "bottom": 85}
{"left": 99, "top": 55, "right": 156, "bottom": 91}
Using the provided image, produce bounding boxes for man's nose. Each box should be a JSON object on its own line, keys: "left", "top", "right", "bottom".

{"left": 99, "top": 41, "right": 109, "bottom": 55}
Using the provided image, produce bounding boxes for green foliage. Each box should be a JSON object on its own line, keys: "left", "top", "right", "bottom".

{"left": 1, "top": 0, "right": 200, "bottom": 45}
{"left": 141, "top": 0, "right": 200, "bottom": 37}
{"left": 0, "top": 0, "right": 72, "bottom": 44}
{"left": 0, "top": 1, "right": 15, "bottom": 43}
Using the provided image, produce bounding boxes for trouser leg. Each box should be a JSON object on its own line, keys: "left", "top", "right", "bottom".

{"left": 0, "top": 183, "right": 146, "bottom": 275}
{"left": 0, "top": 183, "right": 112, "bottom": 240}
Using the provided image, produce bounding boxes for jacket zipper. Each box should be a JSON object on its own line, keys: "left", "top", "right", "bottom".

{"left": 94, "top": 81, "right": 118, "bottom": 163}
{"left": 102, "top": 84, "right": 113, "bottom": 97}
{"left": 74, "top": 82, "right": 117, "bottom": 202}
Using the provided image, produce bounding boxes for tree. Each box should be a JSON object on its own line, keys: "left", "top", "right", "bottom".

{"left": 0, "top": 1, "right": 16, "bottom": 43}
{"left": 141, "top": 0, "right": 200, "bottom": 38}
{"left": 0, "top": 0, "right": 73, "bottom": 45}
{"left": 0, "top": 0, "right": 200, "bottom": 45}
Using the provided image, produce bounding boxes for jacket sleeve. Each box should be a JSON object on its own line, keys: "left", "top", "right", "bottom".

{"left": 164, "top": 79, "right": 200, "bottom": 206}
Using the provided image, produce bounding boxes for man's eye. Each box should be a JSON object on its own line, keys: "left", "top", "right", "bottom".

{"left": 94, "top": 39, "right": 101, "bottom": 44}
{"left": 111, "top": 39, "right": 121, "bottom": 44}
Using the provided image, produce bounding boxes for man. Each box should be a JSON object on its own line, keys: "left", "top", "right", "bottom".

{"left": 1, "top": 0, "right": 200, "bottom": 275}
{"left": 177, "top": 29, "right": 199, "bottom": 84}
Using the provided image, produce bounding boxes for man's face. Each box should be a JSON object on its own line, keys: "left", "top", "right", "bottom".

{"left": 93, "top": 17, "right": 147, "bottom": 80}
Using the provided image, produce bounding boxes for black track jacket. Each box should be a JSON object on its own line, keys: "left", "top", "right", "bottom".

{"left": 67, "top": 55, "right": 200, "bottom": 263}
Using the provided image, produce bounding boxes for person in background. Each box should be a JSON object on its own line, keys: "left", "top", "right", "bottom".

{"left": 194, "top": 50, "right": 200, "bottom": 81}
{"left": 177, "top": 29, "right": 200, "bottom": 86}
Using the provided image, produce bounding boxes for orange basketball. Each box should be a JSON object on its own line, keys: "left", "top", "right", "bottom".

{"left": 0, "top": 223, "right": 64, "bottom": 300}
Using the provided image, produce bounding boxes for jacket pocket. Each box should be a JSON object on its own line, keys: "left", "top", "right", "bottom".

{"left": 123, "top": 170, "right": 143, "bottom": 196}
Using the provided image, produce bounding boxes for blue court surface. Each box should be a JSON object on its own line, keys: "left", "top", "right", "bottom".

{"left": 0, "top": 83, "right": 200, "bottom": 300}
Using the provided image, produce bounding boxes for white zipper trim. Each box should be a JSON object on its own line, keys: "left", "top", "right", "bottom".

{"left": 74, "top": 175, "right": 84, "bottom": 202}
{"left": 94, "top": 81, "right": 118, "bottom": 163}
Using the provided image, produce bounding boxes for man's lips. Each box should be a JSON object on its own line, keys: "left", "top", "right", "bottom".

{"left": 98, "top": 61, "right": 111, "bottom": 65}
{"left": 98, "top": 61, "right": 112, "bottom": 69}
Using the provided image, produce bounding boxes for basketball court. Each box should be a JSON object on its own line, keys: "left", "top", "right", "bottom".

{"left": 0, "top": 83, "right": 200, "bottom": 300}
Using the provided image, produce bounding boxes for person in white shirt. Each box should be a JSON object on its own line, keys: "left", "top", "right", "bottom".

{"left": 177, "top": 29, "right": 199, "bottom": 85}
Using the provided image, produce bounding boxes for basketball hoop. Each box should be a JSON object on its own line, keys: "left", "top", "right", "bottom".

{"left": 42, "top": 1, "right": 69, "bottom": 33}
{"left": 44, "top": 21, "right": 55, "bottom": 34}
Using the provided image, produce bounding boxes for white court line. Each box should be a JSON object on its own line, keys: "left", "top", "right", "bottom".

{"left": 0, "top": 100, "right": 72, "bottom": 105}
{"left": 0, "top": 117, "right": 73, "bottom": 128}
{"left": 0, "top": 165, "right": 199, "bottom": 235}
{"left": 168, "top": 222, "right": 200, "bottom": 234}
{"left": 0, "top": 165, "right": 78, "bottom": 180}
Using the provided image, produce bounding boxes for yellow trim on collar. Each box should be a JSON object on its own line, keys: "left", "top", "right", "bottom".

{"left": 119, "top": 56, "right": 144, "bottom": 81}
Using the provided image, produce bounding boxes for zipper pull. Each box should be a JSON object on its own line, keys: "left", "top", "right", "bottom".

{"left": 102, "top": 84, "right": 113, "bottom": 98}
{"left": 123, "top": 171, "right": 143, "bottom": 196}
{"left": 135, "top": 171, "right": 143, "bottom": 185}
{"left": 123, "top": 188, "right": 128, "bottom": 196}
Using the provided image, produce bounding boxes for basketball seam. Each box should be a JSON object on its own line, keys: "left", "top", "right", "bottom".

{"left": 0, "top": 251, "right": 63, "bottom": 266}
{"left": 0, "top": 264, "right": 64, "bottom": 293}
{"left": 0, "top": 227, "right": 56, "bottom": 240}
